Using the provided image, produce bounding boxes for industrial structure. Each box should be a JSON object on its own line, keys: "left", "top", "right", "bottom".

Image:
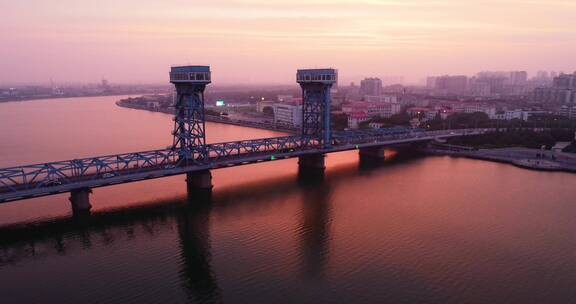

{"left": 0, "top": 65, "right": 491, "bottom": 215}
{"left": 170, "top": 66, "right": 211, "bottom": 163}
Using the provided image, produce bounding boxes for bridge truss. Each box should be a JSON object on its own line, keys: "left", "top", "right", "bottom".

{"left": 0, "top": 129, "right": 490, "bottom": 203}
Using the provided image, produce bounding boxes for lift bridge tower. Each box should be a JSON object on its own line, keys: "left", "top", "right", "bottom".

{"left": 296, "top": 68, "right": 338, "bottom": 148}
{"left": 169, "top": 66, "right": 211, "bottom": 163}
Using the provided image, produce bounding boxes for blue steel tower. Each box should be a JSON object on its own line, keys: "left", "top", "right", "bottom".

{"left": 296, "top": 69, "right": 337, "bottom": 148}
{"left": 169, "top": 66, "right": 211, "bottom": 163}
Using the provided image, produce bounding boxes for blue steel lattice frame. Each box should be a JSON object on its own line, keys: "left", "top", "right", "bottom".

{"left": 297, "top": 69, "right": 337, "bottom": 148}
{"left": 0, "top": 129, "right": 491, "bottom": 202}
{"left": 0, "top": 136, "right": 309, "bottom": 198}
{"left": 170, "top": 66, "right": 211, "bottom": 163}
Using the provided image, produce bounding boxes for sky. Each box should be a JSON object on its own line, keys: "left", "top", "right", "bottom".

{"left": 1, "top": 0, "right": 575, "bottom": 85}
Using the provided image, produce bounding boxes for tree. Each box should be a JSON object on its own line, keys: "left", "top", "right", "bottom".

{"left": 331, "top": 113, "right": 348, "bottom": 130}
{"left": 262, "top": 106, "right": 274, "bottom": 116}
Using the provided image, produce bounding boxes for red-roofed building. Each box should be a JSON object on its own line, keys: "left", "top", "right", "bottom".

{"left": 342, "top": 100, "right": 401, "bottom": 122}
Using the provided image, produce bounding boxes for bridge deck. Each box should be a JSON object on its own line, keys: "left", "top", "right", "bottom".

{"left": 0, "top": 129, "right": 489, "bottom": 203}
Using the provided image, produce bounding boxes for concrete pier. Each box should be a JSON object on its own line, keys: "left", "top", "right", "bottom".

{"left": 187, "top": 170, "right": 213, "bottom": 200}
{"left": 69, "top": 188, "right": 92, "bottom": 214}
{"left": 298, "top": 154, "right": 326, "bottom": 179}
{"left": 359, "top": 147, "right": 386, "bottom": 162}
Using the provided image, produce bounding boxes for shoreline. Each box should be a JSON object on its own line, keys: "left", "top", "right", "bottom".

{"left": 424, "top": 147, "right": 576, "bottom": 173}
{"left": 116, "top": 99, "right": 297, "bottom": 134}
{"left": 0, "top": 92, "right": 158, "bottom": 104}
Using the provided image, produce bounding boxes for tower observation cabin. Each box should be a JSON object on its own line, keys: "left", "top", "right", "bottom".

{"left": 170, "top": 65, "right": 211, "bottom": 83}
{"left": 296, "top": 69, "right": 338, "bottom": 84}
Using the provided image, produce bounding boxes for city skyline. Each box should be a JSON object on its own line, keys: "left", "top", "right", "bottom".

{"left": 1, "top": 0, "right": 576, "bottom": 84}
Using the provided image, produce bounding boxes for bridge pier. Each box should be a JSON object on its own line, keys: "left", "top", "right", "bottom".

{"left": 69, "top": 188, "right": 92, "bottom": 215}
{"left": 359, "top": 147, "right": 386, "bottom": 162}
{"left": 298, "top": 154, "right": 325, "bottom": 179}
{"left": 187, "top": 170, "right": 213, "bottom": 200}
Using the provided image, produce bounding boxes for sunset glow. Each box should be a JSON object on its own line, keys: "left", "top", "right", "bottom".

{"left": 1, "top": 0, "right": 575, "bottom": 84}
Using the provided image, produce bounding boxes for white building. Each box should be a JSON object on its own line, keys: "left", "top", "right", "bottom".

{"left": 342, "top": 101, "right": 401, "bottom": 119}
{"left": 273, "top": 103, "right": 302, "bottom": 127}
{"left": 494, "top": 109, "right": 524, "bottom": 121}
{"left": 364, "top": 95, "right": 397, "bottom": 103}
{"left": 463, "top": 103, "right": 497, "bottom": 119}
{"left": 366, "top": 103, "right": 401, "bottom": 118}
{"left": 559, "top": 105, "right": 576, "bottom": 119}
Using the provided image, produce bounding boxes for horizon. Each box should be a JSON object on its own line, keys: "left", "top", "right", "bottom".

{"left": 1, "top": 0, "right": 576, "bottom": 85}
{"left": 2, "top": 69, "right": 575, "bottom": 88}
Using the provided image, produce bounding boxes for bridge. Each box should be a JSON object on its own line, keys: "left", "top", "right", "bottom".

{"left": 0, "top": 66, "right": 490, "bottom": 214}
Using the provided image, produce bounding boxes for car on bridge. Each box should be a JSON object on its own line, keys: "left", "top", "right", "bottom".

{"left": 43, "top": 179, "right": 62, "bottom": 187}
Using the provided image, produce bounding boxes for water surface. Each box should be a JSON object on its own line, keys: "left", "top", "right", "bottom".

{"left": 1, "top": 96, "right": 576, "bottom": 303}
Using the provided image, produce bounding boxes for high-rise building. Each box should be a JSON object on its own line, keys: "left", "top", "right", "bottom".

{"left": 426, "top": 77, "right": 437, "bottom": 88}
{"left": 273, "top": 103, "right": 302, "bottom": 127}
{"left": 534, "top": 72, "right": 576, "bottom": 104}
{"left": 536, "top": 71, "right": 549, "bottom": 79}
{"left": 433, "top": 75, "right": 468, "bottom": 94}
{"left": 473, "top": 76, "right": 506, "bottom": 95}
{"left": 559, "top": 105, "right": 576, "bottom": 119}
{"left": 360, "top": 78, "right": 382, "bottom": 97}
{"left": 509, "top": 71, "right": 528, "bottom": 85}
{"left": 553, "top": 73, "right": 576, "bottom": 89}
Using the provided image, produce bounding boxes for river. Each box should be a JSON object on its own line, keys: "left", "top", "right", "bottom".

{"left": 1, "top": 96, "right": 576, "bottom": 303}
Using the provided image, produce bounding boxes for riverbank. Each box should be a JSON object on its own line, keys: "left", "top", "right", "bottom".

{"left": 0, "top": 91, "right": 161, "bottom": 103}
{"left": 425, "top": 146, "right": 576, "bottom": 173}
{"left": 116, "top": 99, "right": 297, "bottom": 134}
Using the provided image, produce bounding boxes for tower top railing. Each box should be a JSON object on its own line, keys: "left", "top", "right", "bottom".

{"left": 170, "top": 66, "right": 211, "bottom": 84}
{"left": 297, "top": 68, "right": 337, "bottom": 84}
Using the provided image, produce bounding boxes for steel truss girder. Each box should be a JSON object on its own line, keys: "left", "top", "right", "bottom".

{"left": 0, "top": 129, "right": 489, "bottom": 201}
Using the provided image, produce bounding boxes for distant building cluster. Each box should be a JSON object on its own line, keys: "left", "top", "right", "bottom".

{"left": 402, "top": 100, "right": 547, "bottom": 128}
{"left": 339, "top": 77, "right": 404, "bottom": 128}
{"left": 426, "top": 71, "right": 530, "bottom": 97}
{"left": 534, "top": 72, "right": 576, "bottom": 104}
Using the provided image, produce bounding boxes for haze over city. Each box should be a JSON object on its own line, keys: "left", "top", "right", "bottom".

{"left": 4, "top": 1, "right": 576, "bottom": 303}
{"left": 1, "top": 0, "right": 576, "bottom": 84}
